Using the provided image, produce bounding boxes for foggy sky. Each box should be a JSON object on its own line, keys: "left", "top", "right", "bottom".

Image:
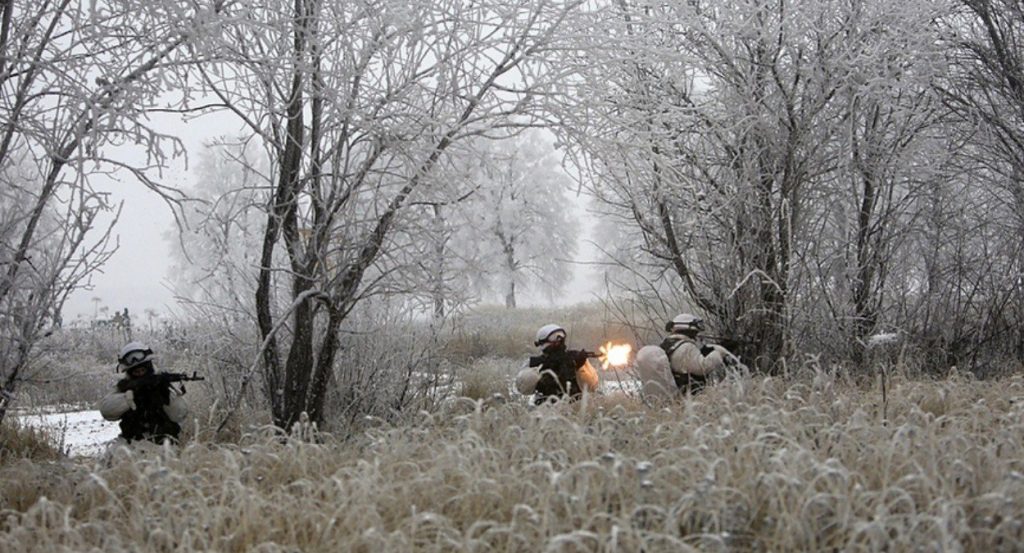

{"left": 62, "top": 114, "right": 601, "bottom": 323}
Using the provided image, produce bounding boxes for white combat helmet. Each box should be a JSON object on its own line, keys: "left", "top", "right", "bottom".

{"left": 117, "top": 341, "right": 155, "bottom": 371}
{"left": 665, "top": 313, "right": 705, "bottom": 333}
{"left": 534, "top": 324, "right": 567, "bottom": 347}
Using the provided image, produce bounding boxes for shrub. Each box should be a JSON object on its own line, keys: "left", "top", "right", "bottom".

{"left": 0, "top": 419, "right": 64, "bottom": 465}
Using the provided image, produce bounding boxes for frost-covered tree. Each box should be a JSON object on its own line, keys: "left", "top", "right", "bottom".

{"left": 918, "top": 0, "right": 1024, "bottom": 366}
{"left": 170, "top": 141, "right": 266, "bottom": 317}
{"left": 0, "top": 0, "right": 228, "bottom": 423}
{"left": 943, "top": 0, "right": 1024, "bottom": 199}
{"left": 439, "top": 132, "right": 579, "bottom": 310}
{"left": 192, "top": 0, "right": 583, "bottom": 428}
{"left": 555, "top": 0, "right": 951, "bottom": 369}
{"left": 480, "top": 135, "right": 579, "bottom": 308}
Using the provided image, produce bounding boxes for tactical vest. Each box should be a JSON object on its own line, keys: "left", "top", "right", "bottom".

{"left": 659, "top": 335, "right": 708, "bottom": 394}
{"left": 116, "top": 378, "right": 181, "bottom": 443}
{"left": 531, "top": 347, "right": 588, "bottom": 403}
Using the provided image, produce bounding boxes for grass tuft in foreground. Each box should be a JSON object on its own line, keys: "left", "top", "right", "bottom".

{"left": 3, "top": 372, "right": 1024, "bottom": 551}
{"left": 0, "top": 419, "right": 64, "bottom": 464}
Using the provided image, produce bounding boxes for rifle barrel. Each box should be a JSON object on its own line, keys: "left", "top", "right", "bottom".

{"left": 700, "top": 335, "right": 753, "bottom": 345}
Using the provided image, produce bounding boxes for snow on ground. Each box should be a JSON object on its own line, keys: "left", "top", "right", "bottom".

{"left": 600, "top": 374, "right": 642, "bottom": 395}
{"left": 867, "top": 332, "right": 902, "bottom": 348}
{"left": 16, "top": 407, "right": 120, "bottom": 458}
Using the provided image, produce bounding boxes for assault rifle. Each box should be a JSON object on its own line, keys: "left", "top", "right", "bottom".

{"left": 697, "top": 334, "right": 754, "bottom": 351}
{"left": 528, "top": 350, "right": 603, "bottom": 368}
{"left": 158, "top": 371, "right": 206, "bottom": 385}
{"left": 695, "top": 335, "right": 752, "bottom": 367}
{"left": 117, "top": 371, "right": 206, "bottom": 394}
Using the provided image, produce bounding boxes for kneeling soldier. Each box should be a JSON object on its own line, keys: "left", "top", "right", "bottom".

{"left": 635, "top": 314, "right": 736, "bottom": 398}
{"left": 97, "top": 342, "right": 188, "bottom": 444}
{"left": 515, "top": 324, "right": 599, "bottom": 404}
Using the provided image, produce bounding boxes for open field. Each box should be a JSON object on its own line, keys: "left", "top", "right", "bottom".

{"left": 3, "top": 370, "right": 1024, "bottom": 552}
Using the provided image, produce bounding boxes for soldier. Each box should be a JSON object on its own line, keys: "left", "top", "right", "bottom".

{"left": 97, "top": 341, "right": 188, "bottom": 444}
{"left": 515, "top": 324, "right": 600, "bottom": 404}
{"left": 635, "top": 313, "right": 737, "bottom": 398}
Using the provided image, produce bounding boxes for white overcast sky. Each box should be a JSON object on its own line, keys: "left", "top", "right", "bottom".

{"left": 62, "top": 114, "right": 601, "bottom": 322}
{"left": 62, "top": 110, "right": 220, "bottom": 322}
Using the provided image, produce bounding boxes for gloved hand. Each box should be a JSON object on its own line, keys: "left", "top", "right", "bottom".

{"left": 705, "top": 344, "right": 738, "bottom": 367}
{"left": 574, "top": 350, "right": 599, "bottom": 366}
{"left": 125, "top": 374, "right": 166, "bottom": 391}
{"left": 124, "top": 389, "right": 137, "bottom": 411}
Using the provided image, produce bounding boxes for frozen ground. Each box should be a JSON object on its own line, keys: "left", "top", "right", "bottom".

{"left": 11, "top": 375, "right": 642, "bottom": 458}
{"left": 15, "top": 406, "right": 120, "bottom": 457}
{"left": 600, "top": 373, "right": 642, "bottom": 395}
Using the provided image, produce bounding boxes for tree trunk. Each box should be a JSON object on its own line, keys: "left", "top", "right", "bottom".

{"left": 432, "top": 204, "right": 446, "bottom": 319}
{"left": 502, "top": 235, "right": 517, "bottom": 308}
{"left": 0, "top": 361, "right": 21, "bottom": 426}
{"left": 505, "top": 280, "right": 516, "bottom": 309}
{"left": 305, "top": 305, "right": 342, "bottom": 425}
{"left": 852, "top": 132, "right": 881, "bottom": 365}
{"left": 260, "top": 0, "right": 309, "bottom": 429}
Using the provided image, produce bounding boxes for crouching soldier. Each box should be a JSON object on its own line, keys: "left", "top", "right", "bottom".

{"left": 97, "top": 342, "right": 188, "bottom": 444}
{"left": 635, "top": 314, "right": 737, "bottom": 398}
{"left": 515, "top": 324, "right": 600, "bottom": 405}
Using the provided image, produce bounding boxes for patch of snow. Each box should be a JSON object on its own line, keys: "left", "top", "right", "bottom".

{"left": 601, "top": 374, "right": 642, "bottom": 395}
{"left": 16, "top": 408, "right": 120, "bottom": 457}
{"left": 866, "top": 332, "right": 901, "bottom": 348}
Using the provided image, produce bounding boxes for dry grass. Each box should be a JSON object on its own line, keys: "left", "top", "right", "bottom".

{"left": 3, "top": 370, "right": 1024, "bottom": 551}
{"left": 0, "top": 419, "right": 65, "bottom": 464}
{"left": 457, "top": 357, "right": 519, "bottom": 401}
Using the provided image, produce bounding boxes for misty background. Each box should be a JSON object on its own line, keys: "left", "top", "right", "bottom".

{"left": 60, "top": 124, "right": 603, "bottom": 322}
{"left": 4, "top": 0, "right": 1024, "bottom": 432}
{"left": 6, "top": 3, "right": 1024, "bottom": 550}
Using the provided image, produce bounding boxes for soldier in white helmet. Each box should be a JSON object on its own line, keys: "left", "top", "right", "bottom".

{"left": 635, "top": 314, "right": 737, "bottom": 397}
{"left": 515, "top": 324, "right": 600, "bottom": 404}
{"left": 97, "top": 342, "right": 189, "bottom": 444}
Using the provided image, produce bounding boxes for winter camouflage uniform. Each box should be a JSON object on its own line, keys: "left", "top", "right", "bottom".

{"left": 526, "top": 344, "right": 594, "bottom": 404}
{"left": 635, "top": 314, "right": 736, "bottom": 398}
{"left": 98, "top": 375, "right": 188, "bottom": 443}
{"left": 97, "top": 342, "right": 188, "bottom": 444}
